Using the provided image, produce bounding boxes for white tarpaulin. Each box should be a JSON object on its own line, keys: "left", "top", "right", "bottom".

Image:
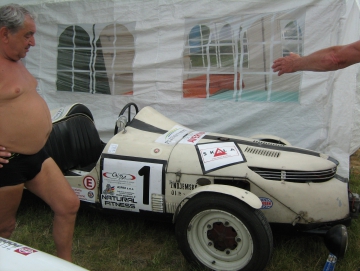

{"left": 4, "top": 0, "right": 360, "bottom": 177}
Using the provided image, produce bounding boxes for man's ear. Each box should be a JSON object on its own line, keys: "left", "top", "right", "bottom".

{"left": 0, "top": 27, "right": 10, "bottom": 43}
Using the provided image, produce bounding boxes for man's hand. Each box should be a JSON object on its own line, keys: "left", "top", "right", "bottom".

{"left": 0, "top": 147, "right": 10, "bottom": 168}
{"left": 272, "top": 52, "right": 300, "bottom": 76}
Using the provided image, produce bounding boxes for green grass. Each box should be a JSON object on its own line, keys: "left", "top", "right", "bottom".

{"left": 11, "top": 169, "right": 360, "bottom": 271}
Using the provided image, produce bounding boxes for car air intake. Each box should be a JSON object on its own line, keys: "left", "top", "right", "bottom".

{"left": 244, "top": 147, "right": 281, "bottom": 158}
{"left": 249, "top": 167, "right": 337, "bottom": 183}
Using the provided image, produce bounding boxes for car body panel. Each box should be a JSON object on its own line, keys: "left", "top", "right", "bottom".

{"left": 0, "top": 238, "right": 89, "bottom": 271}
{"left": 50, "top": 103, "right": 354, "bottom": 227}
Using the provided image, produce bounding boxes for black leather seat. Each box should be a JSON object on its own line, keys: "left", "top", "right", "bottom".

{"left": 44, "top": 113, "right": 104, "bottom": 174}
{"left": 66, "top": 103, "right": 94, "bottom": 121}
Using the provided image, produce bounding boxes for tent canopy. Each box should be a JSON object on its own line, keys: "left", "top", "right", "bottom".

{"left": 3, "top": 0, "right": 360, "bottom": 176}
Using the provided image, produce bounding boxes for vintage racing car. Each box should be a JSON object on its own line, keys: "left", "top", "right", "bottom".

{"left": 0, "top": 237, "right": 89, "bottom": 271}
{"left": 46, "top": 103, "right": 360, "bottom": 271}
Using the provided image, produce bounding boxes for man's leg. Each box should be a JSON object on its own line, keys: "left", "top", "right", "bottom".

{"left": 0, "top": 184, "right": 24, "bottom": 238}
{"left": 25, "top": 157, "right": 80, "bottom": 262}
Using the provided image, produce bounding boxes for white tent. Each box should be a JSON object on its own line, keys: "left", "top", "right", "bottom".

{"left": 4, "top": 0, "right": 360, "bottom": 177}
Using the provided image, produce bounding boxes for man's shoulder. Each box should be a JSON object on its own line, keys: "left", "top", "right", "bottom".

{"left": 0, "top": 58, "right": 26, "bottom": 77}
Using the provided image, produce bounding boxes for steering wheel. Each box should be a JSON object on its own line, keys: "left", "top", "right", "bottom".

{"left": 114, "top": 103, "right": 139, "bottom": 134}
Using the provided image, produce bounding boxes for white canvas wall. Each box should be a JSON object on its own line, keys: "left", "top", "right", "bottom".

{"left": 3, "top": 0, "right": 360, "bottom": 177}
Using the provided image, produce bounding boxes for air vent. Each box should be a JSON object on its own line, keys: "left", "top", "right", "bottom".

{"left": 151, "top": 194, "right": 165, "bottom": 213}
{"left": 244, "top": 146, "right": 280, "bottom": 158}
{"left": 249, "top": 167, "right": 337, "bottom": 183}
{"left": 253, "top": 140, "right": 285, "bottom": 146}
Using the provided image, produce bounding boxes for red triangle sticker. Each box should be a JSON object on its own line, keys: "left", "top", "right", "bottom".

{"left": 214, "top": 148, "right": 227, "bottom": 157}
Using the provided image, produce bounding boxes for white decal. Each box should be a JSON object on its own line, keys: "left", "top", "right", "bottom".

{"left": 197, "top": 142, "right": 245, "bottom": 172}
{"left": 83, "top": 176, "right": 96, "bottom": 190}
{"left": 51, "top": 107, "right": 65, "bottom": 121}
{"left": 102, "top": 158, "right": 163, "bottom": 212}
{"left": 0, "top": 238, "right": 22, "bottom": 251}
{"left": 108, "top": 143, "right": 118, "bottom": 154}
{"left": 179, "top": 131, "right": 206, "bottom": 145}
{"left": 155, "top": 125, "right": 191, "bottom": 145}
{"left": 51, "top": 104, "right": 78, "bottom": 121}
{"left": 73, "top": 187, "right": 95, "bottom": 203}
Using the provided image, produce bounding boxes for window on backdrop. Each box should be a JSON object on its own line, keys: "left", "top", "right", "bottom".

{"left": 281, "top": 20, "right": 303, "bottom": 57}
{"left": 183, "top": 16, "right": 304, "bottom": 102}
{"left": 183, "top": 23, "right": 247, "bottom": 99}
{"left": 57, "top": 23, "right": 134, "bottom": 95}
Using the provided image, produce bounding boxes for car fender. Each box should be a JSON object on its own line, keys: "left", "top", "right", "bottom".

{"left": 172, "top": 184, "right": 262, "bottom": 223}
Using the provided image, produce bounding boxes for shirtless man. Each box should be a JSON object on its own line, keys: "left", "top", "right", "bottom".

{"left": 0, "top": 4, "right": 79, "bottom": 262}
{"left": 272, "top": 40, "right": 360, "bottom": 76}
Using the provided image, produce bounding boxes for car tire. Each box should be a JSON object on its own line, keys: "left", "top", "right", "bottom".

{"left": 175, "top": 192, "right": 273, "bottom": 271}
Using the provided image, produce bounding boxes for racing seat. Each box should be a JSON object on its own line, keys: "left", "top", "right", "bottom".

{"left": 44, "top": 113, "right": 105, "bottom": 175}
{"left": 65, "top": 103, "right": 94, "bottom": 121}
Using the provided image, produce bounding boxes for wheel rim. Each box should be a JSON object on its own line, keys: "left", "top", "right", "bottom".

{"left": 187, "top": 209, "right": 253, "bottom": 270}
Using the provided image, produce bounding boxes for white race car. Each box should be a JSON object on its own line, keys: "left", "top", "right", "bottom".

{"left": 0, "top": 237, "right": 89, "bottom": 271}
{"left": 47, "top": 103, "right": 359, "bottom": 271}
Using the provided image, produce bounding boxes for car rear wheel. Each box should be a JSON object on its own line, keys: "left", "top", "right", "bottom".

{"left": 175, "top": 193, "right": 273, "bottom": 271}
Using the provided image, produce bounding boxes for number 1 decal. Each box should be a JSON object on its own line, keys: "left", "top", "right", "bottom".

{"left": 102, "top": 157, "right": 165, "bottom": 212}
{"left": 138, "top": 166, "right": 150, "bottom": 205}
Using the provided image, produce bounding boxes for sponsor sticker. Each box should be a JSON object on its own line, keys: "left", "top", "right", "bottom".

{"left": 73, "top": 187, "right": 96, "bottom": 203}
{"left": 108, "top": 143, "right": 119, "bottom": 154}
{"left": 88, "top": 191, "right": 94, "bottom": 198}
{"left": 155, "top": 125, "right": 191, "bottom": 145}
{"left": 0, "top": 238, "right": 22, "bottom": 250}
{"left": 14, "top": 247, "right": 37, "bottom": 256}
{"left": 196, "top": 142, "right": 246, "bottom": 173}
{"left": 179, "top": 131, "right": 206, "bottom": 145}
{"left": 83, "top": 176, "right": 96, "bottom": 190}
{"left": 101, "top": 158, "right": 163, "bottom": 212}
{"left": 51, "top": 107, "right": 65, "bottom": 121}
{"left": 259, "top": 197, "right": 273, "bottom": 209}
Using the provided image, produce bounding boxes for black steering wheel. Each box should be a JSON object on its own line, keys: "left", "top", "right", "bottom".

{"left": 114, "top": 103, "right": 139, "bottom": 134}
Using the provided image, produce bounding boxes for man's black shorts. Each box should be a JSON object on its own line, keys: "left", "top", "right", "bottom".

{"left": 0, "top": 148, "right": 50, "bottom": 187}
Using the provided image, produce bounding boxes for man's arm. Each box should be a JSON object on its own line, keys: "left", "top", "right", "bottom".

{"left": 272, "top": 40, "right": 360, "bottom": 76}
{"left": 0, "top": 147, "right": 10, "bottom": 168}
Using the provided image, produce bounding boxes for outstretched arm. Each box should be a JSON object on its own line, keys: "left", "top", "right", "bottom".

{"left": 272, "top": 40, "right": 360, "bottom": 76}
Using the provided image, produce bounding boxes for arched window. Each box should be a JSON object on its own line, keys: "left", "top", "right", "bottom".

{"left": 188, "top": 24, "right": 210, "bottom": 68}
{"left": 281, "top": 20, "right": 303, "bottom": 57}
{"left": 183, "top": 23, "right": 244, "bottom": 98}
{"left": 98, "top": 24, "right": 134, "bottom": 95}
{"left": 57, "top": 26, "right": 95, "bottom": 93}
{"left": 219, "top": 24, "right": 234, "bottom": 68}
{"left": 57, "top": 23, "right": 135, "bottom": 95}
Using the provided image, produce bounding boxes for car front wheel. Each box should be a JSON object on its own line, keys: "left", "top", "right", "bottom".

{"left": 175, "top": 193, "right": 273, "bottom": 271}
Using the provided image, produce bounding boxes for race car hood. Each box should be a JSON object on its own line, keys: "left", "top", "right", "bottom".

{"left": 107, "top": 106, "right": 337, "bottom": 178}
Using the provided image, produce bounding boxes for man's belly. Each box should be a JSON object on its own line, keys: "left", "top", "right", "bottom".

{"left": 0, "top": 100, "right": 52, "bottom": 155}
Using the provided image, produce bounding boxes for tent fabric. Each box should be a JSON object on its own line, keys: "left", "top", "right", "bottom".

{"left": 3, "top": 0, "right": 360, "bottom": 177}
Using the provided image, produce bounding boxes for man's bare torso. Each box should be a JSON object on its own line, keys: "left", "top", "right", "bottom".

{"left": 0, "top": 59, "right": 52, "bottom": 155}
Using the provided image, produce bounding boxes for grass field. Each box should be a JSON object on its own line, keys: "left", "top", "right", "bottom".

{"left": 10, "top": 151, "right": 360, "bottom": 271}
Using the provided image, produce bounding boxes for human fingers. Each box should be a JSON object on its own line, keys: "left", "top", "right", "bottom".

{"left": 0, "top": 147, "right": 11, "bottom": 167}
{"left": 272, "top": 59, "right": 284, "bottom": 75}
{"left": 272, "top": 58, "right": 283, "bottom": 68}
{"left": 0, "top": 159, "right": 9, "bottom": 167}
